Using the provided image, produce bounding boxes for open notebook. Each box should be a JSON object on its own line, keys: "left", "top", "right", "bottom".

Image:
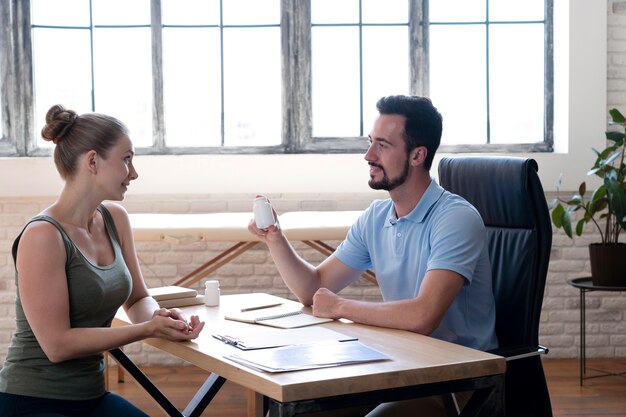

{"left": 224, "top": 307, "right": 332, "bottom": 329}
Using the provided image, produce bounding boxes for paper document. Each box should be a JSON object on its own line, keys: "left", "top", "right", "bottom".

{"left": 224, "top": 306, "right": 332, "bottom": 329}
{"left": 225, "top": 340, "right": 390, "bottom": 372}
{"left": 212, "top": 326, "right": 357, "bottom": 350}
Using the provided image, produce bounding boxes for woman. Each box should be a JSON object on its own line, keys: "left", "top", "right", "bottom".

{"left": 0, "top": 105, "right": 204, "bottom": 416}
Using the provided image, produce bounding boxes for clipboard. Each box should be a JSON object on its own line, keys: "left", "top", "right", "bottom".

{"left": 212, "top": 326, "right": 357, "bottom": 350}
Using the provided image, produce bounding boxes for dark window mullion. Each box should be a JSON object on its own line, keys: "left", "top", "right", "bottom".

{"left": 89, "top": 0, "right": 95, "bottom": 111}
{"left": 358, "top": 0, "right": 364, "bottom": 137}
{"left": 219, "top": 0, "right": 225, "bottom": 146}
{"left": 485, "top": 0, "right": 491, "bottom": 144}
{"left": 409, "top": 0, "right": 427, "bottom": 96}
{"left": 151, "top": 0, "right": 165, "bottom": 150}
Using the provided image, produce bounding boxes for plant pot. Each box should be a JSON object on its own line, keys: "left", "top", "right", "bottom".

{"left": 588, "top": 243, "right": 626, "bottom": 287}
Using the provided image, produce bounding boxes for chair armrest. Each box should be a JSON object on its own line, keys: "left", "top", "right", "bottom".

{"left": 488, "top": 345, "right": 549, "bottom": 361}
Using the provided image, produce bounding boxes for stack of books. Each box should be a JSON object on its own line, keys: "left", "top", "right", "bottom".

{"left": 148, "top": 285, "right": 204, "bottom": 308}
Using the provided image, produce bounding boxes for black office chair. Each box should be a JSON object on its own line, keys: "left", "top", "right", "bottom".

{"left": 438, "top": 156, "right": 553, "bottom": 417}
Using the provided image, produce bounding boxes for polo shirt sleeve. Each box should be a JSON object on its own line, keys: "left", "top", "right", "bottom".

{"left": 427, "top": 201, "right": 486, "bottom": 283}
{"left": 334, "top": 209, "right": 372, "bottom": 272}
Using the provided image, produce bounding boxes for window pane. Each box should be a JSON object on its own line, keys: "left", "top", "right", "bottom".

{"left": 92, "top": 0, "right": 150, "bottom": 25}
{"left": 163, "top": 28, "right": 222, "bottom": 147}
{"left": 490, "top": 0, "right": 544, "bottom": 21}
{"left": 223, "top": 28, "right": 281, "bottom": 146}
{"left": 430, "top": 25, "right": 487, "bottom": 145}
{"left": 93, "top": 28, "right": 152, "bottom": 146}
{"left": 430, "top": 0, "right": 485, "bottom": 22}
{"left": 33, "top": 28, "right": 93, "bottom": 148}
{"left": 362, "top": 0, "right": 408, "bottom": 23}
{"left": 31, "top": 0, "right": 90, "bottom": 26}
{"left": 312, "top": 27, "right": 360, "bottom": 137}
{"left": 162, "top": 0, "right": 220, "bottom": 25}
{"left": 311, "top": 0, "right": 360, "bottom": 24}
{"left": 489, "top": 24, "right": 544, "bottom": 144}
{"left": 222, "top": 0, "right": 279, "bottom": 25}
{"left": 362, "top": 26, "right": 409, "bottom": 130}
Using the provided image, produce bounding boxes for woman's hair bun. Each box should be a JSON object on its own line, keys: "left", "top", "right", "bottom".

{"left": 41, "top": 104, "right": 78, "bottom": 144}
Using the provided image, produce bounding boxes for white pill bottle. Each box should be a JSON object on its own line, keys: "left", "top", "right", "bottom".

{"left": 253, "top": 196, "right": 276, "bottom": 229}
{"left": 204, "top": 280, "right": 220, "bottom": 306}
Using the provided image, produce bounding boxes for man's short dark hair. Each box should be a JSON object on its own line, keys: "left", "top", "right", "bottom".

{"left": 376, "top": 95, "right": 443, "bottom": 170}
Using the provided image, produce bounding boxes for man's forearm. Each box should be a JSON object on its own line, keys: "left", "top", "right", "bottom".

{"left": 266, "top": 234, "right": 321, "bottom": 305}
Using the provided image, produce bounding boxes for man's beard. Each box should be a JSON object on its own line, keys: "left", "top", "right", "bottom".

{"left": 368, "top": 158, "right": 410, "bottom": 191}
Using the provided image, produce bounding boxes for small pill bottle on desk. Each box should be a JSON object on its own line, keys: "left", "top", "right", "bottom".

{"left": 204, "top": 280, "right": 220, "bottom": 306}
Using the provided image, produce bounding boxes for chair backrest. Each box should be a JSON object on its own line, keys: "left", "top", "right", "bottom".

{"left": 438, "top": 156, "right": 552, "bottom": 351}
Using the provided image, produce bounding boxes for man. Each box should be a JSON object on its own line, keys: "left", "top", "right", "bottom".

{"left": 248, "top": 95, "right": 497, "bottom": 416}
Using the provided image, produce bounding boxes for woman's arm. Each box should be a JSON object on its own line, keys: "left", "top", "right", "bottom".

{"left": 17, "top": 210, "right": 202, "bottom": 364}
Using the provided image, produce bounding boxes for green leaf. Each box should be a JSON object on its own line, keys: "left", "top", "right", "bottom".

{"left": 587, "top": 186, "right": 607, "bottom": 215}
{"left": 609, "top": 108, "right": 626, "bottom": 124}
{"left": 551, "top": 203, "right": 565, "bottom": 228}
{"left": 575, "top": 219, "right": 585, "bottom": 236}
{"left": 606, "top": 131, "right": 625, "bottom": 144}
{"left": 603, "top": 150, "right": 622, "bottom": 167}
{"left": 578, "top": 182, "right": 586, "bottom": 197}
{"left": 561, "top": 210, "right": 573, "bottom": 239}
{"left": 605, "top": 173, "right": 626, "bottom": 229}
{"left": 567, "top": 195, "right": 582, "bottom": 205}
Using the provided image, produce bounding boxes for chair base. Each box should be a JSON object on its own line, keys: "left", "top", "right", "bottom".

{"left": 505, "top": 355, "right": 552, "bottom": 417}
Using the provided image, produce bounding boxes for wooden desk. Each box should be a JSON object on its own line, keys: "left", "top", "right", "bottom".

{"left": 111, "top": 293, "right": 506, "bottom": 417}
{"left": 129, "top": 211, "right": 376, "bottom": 286}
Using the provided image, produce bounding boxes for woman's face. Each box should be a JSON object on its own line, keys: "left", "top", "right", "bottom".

{"left": 97, "top": 134, "right": 138, "bottom": 201}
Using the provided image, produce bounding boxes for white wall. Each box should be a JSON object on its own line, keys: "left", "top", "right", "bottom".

{"left": 0, "top": 0, "right": 608, "bottom": 197}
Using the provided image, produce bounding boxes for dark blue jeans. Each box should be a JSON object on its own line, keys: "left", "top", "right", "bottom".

{"left": 0, "top": 391, "right": 149, "bottom": 417}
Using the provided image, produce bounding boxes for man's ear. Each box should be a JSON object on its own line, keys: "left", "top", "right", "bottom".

{"left": 410, "top": 146, "right": 427, "bottom": 167}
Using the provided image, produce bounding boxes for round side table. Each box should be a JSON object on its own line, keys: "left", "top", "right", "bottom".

{"left": 567, "top": 277, "right": 626, "bottom": 385}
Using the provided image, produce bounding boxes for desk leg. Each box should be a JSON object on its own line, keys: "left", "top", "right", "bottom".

{"left": 109, "top": 348, "right": 183, "bottom": 417}
{"left": 108, "top": 348, "right": 226, "bottom": 417}
{"left": 460, "top": 373, "right": 505, "bottom": 417}
{"left": 247, "top": 390, "right": 266, "bottom": 417}
{"left": 579, "top": 288, "right": 586, "bottom": 386}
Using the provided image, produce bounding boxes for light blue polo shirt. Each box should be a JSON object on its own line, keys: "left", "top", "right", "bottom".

{"left": 334, "top": 180, "right": 498, "bottom": 351}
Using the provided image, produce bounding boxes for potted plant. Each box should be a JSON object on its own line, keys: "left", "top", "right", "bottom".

{"left": 550, "top": 108, "right": 626, "bottom": 287}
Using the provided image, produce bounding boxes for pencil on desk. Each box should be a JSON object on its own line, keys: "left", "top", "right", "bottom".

{"left": 240, "top": 302, "right": 283, "bottom": 312}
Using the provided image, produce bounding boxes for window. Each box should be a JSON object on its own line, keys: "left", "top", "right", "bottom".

{"left": 0, "top": 0, "right": 552, "bottom": 156}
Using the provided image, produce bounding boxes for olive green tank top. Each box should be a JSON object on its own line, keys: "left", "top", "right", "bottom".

{"left": 0, "top": 205, "right": 132, "bottom": 400}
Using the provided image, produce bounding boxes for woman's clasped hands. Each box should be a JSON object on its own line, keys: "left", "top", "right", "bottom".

{"left": 149, "top": 308, "right": 204, "bottom": 341}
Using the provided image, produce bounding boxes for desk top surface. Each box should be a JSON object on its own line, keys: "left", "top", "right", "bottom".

{"left": 129, "top": 211, "right": 363, "bottom": 242}
{"left": 114, "top": 293, "right": 505, "bottom": 403}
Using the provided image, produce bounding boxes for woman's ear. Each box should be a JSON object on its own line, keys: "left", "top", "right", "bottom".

{"left": 86, "top": 150, "right": 98, "bottom": 174}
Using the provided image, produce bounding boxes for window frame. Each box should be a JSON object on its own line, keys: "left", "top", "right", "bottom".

{"left": 0, "top": 0, "right": 553, "bottom": 157}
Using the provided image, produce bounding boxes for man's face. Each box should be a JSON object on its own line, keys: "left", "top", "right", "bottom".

{"left": 365, "top": 114, "right": 410, "bottom": 191}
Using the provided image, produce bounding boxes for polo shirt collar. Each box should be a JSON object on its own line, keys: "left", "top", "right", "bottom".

{"left": 384, "top": 179, "right": 445, "bottom": 226}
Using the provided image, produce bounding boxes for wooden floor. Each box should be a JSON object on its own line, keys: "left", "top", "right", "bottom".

{"left": 107, "top": 358, "right": 626, "bottom": 417}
